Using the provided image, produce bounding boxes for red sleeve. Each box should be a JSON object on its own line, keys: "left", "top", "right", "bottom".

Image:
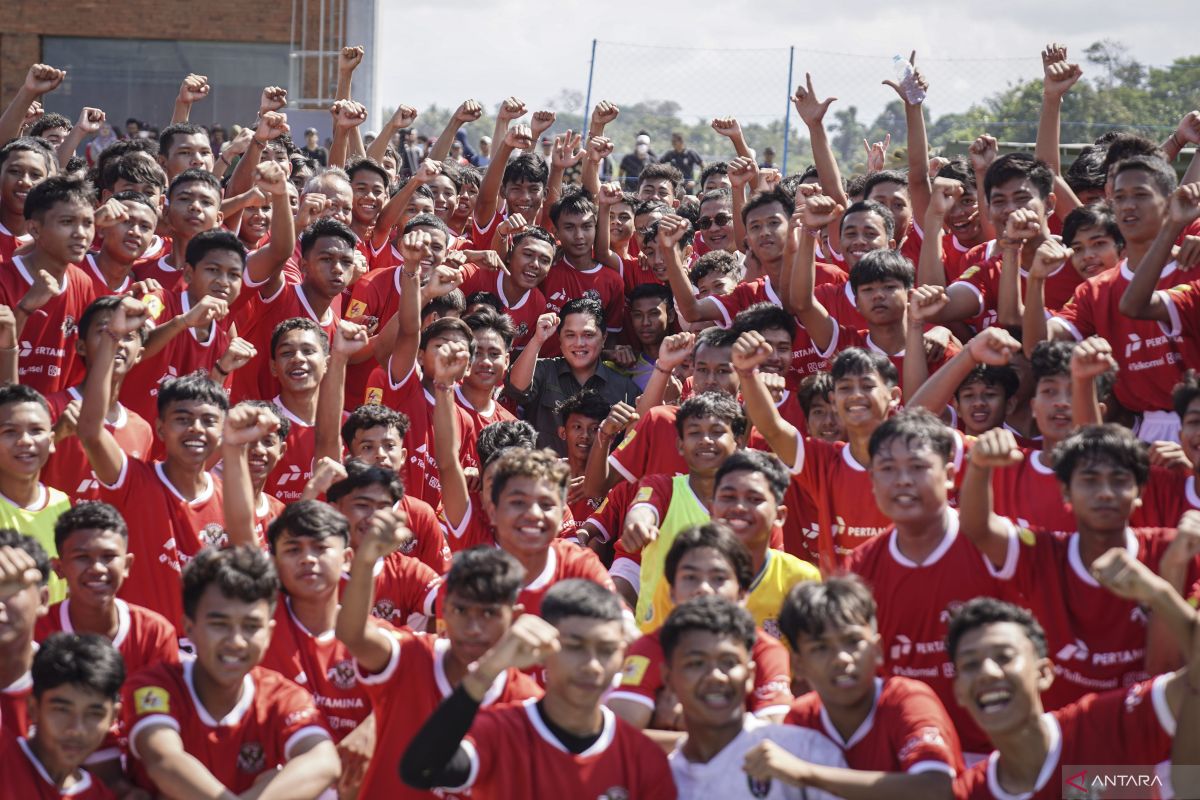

{"left": 378, "top": 554, "right": 442, "bottom": 622}
{"left": 628, "top": 474, "right": 675, "bottom": 524}
{"left": 748, "top": 633, "right": 793, "bottom": 715}
{"left": 403, "top": 497, "right": 451, "bottom": 574}
{"left": 261, "top": 673, "right": 331, "bottom": 758}
{"left": 1160, "top": 279, "right": 1200, "bottom": 341}
{"left": 610, "top": 633, "right": 665, "bottom": 707}
{"left": 711, "top": 281, "right": 759, "bottom": 327}
{"left": 608, "top": 412, "right": 660, "bottom": 482}
{"left": 121, "top": 667, "right": 185, "bottom": 758}
{"left": 882, "top": 678, "right": 965, "bottom": 775}
{"left": 584, "top": 482, "right": 633, "bottom": 544}
{"left": 602, "top": 272, "right": 625, "bottom": 333}
{"left": 1069, "top": 676, "right": 1175, "bottom": 764}
{"left": 1052, "top": 279, "right": 1095, "bottom": 339}
{"left": 562, "top": 542, "right": 619, "bottom": 594}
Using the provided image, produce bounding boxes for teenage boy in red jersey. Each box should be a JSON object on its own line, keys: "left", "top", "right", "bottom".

{"left": 232, "top": 215, "right": 356, "bottom": 403}
{"left": 78, "top": 296, "right": 227, "bottom": 629}
{"left": 948, "top": 588, "right": 1193, "bottom": 800}
{"left": 346, "top": 157, "right": 389, "bottom": 242}
{"left": 220, "top": 401, "right": 289, "bottom": 548}
{"left": 400, "top": 579, "right": 676, "bottom": 798}
{"left": 80, "top": 192, "right": 158, "bottom": 295}
{"left": 454, "top": 308, "right": 516, "bottom": 432}
{"left": 844, "top": 409, "right": 1006, "bottom": 758}
{"left": 751, "top": 575, "right": 964, "bottom": 799}
{"left": 122, "top": 546, "right": 341, "bottom": 797}
{"left": 0, "top": 137, "right": 56, "bottom": 263}
{"left": 1032, "top": 156, "right": 1186, "bottom": 441}
{"left": 336, "top": 533, "right": 541, "bottom": 799}
{"left": 959, "top": 423, "right": 1200, "bottom": 710}
{"left": 132, "top": 168, "right": 224, "bottom": 292}
{"left": 472, "top": 117, "right": 548, "bottom": 250}
{"left": 259, "top": 318, "right": 329, "bottom": 502}
{"left": 0, "top": 632, "right": 124, "bottom": 800}
{"left": 43, "top": 296, "right": 153, "bottom": 503}
{"left": 0, "top": 530, "right": 51, "bottom": 736}
{"left": 609, "top": 523, "right": 794, "bottom": 745}
{"left": 457, "top": 224, "right": 555, "bottom": 353}
{"left": 119, "top": 229, "right": 258, "bottom": 426}
{"left": 3, "top": 176, "right": 99, "bottom": 395}
{"left": 155, "top": 122, "right": 215, "bottom": 181}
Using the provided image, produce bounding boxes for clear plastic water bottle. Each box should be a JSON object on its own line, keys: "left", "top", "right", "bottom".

{"left": 892, "top": 54, "right": 926, "bottom": 105}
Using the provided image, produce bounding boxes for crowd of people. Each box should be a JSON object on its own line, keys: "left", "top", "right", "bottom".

{"left": 0, "top": 38, "right": 1198, "bottom": 799}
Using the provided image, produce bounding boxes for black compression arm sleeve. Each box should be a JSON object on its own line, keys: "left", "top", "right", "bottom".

{"left": 399, "top": 683, "right": 481, "bottom": 789}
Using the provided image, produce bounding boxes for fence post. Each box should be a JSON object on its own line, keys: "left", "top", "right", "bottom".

{"left": 584, "top": 39, "right": 598, "bottom": 122}
{"left": 782, "top": 45, "right": 795, "bottom": 174}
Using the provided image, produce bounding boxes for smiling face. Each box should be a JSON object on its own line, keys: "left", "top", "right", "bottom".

{"left": 0, "top": 401, "right": 54, "bottom": 478}
{"left": 608, "top": 201, "right": 634, "bottom": 246}
{"left": 1063, "top": 456, "right": 1142, "bottom": 534}
{"left": 944, "top": 184, "right": 984, "bottom": 245}
{"left": 677, "top": 413, "right": 739, "bottom": 478}
{"left": 1065, "top": 224, "right": 1121, "bottom": 279}
{"left": 466, "top": 328, "right": 509, "bottom": 392}
{"left": 559, "top": 312, "right": 603, "bottom": 372}
{"left": 711, "top": 469, "right": 781, "bottom": 553}
{"left": 156, "top": 398, "right": 224, "bottom": 468}
{"left": 428, "top": 174, "right": 460, "bottom": 224}
{"left": 805, "top": 396, "right": 846, "bottom": 443}
{"left": 351, "top": 171, "right": 387, "bottom": 227}
{"left": 30, "top": 199, "right": 94, "bottom": 264}
{"left": 273, "top": 531, "right": 348, "bottom": 600}
{"left": 303, "top": 235, "right": 357, "bottom": 299}
{"left": 503, "top": 178, "right": 544, "bottom": 221}
{"left": 756, "top": 327, "right": 794, "bottom": 377}
{"left": 559, "top": 412, "right": 601, "bottom": 467}
{"left": 55, "top": 528, "right": 132, "bottom": 606}
{"left": 839, "top": 210, "right": 893, "bottom": 269}
{"left": 663, "top": 630, "right": 752, "bottom": 731}
{"left": 869, "top": 437, "right": 953, "bottom": 526}
{"left": 1111, "top": 169, "right": 1168, "bottom": 246}
{"left": 698, "top": 196, "right": 735, "bottom": 253}
{"left": 954, "top": 378, "right": 1011, "bottom": 437}
{"left": 831, "top": 369, "right": 897, "bottom": 434}
{"left": 492, "top": 475, "right": 564, "bottom": 561}
{"left": 508, "top": 236, "right": 554, "bottom": 291}
{"left": 792, "top": 621, "right": 881, "bottom": 711}
{"left": 1, "top": 150, "right": 50, "bottom": 216}
{"left": 986, "top": 177, "right": 1050, "bottom": 237}
{"left": 953, "top": 621, "right": 1051, "bottom": 737}
{"left": 744, "top": 201, "right": 789, "bottom": 265}
{"left": 245, "top": 421, "right": 285, "bottom": 487}
{"left": 270, "top": 327, "right": 328, "bottom": 396}
{"left": 184, "top": 584, "right": 274, "bottom": 689}
{"left": 184, "top": 248, "right": 244, "bottom": 307}
{"left": 28, "top": 683, "right": 117, "bottom": 776}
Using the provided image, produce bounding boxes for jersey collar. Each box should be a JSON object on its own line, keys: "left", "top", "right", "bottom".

{"left": 985, "top": 712, "right": 1061, "bottom": 800}
{"left": 1067, "top": 528, "right": 1137, "bottom": 587}
{"left": 59, "top": 598, "right": 131, "bottom": 649}
{"left": 818, "top": 676, "right": 882, "bottom": 749}
{"left": 154, "top": 461, "right": 214, "bottom": 506}
{"left": 183, "top": 657, "right": 256, "bottom": 727}
{"left": 524, "top": 696, "right": 616, "bottom": 757}
{"left": 17, "top": 736, "right": 95, "bottom": 795}
{"left": 888, "top": 508, "right": 960, "bottom": 568}
{"left": 13, "top": 255, "right": 69, "bottom": 294}
{"left": 524, "top": 543, "right": 559, "bottom": 592}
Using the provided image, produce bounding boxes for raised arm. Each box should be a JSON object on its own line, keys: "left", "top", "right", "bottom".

{"left": 727, "top": 157, "right": 757, "bottom": 254}
{"left": 428, "top": 101, "right": 481, "bottom": 163}
{"left": 1119, "top": 183, "right": 1200, "bottom": 321}
{"left": 314, "top": 321, "right": 369, "bottom": 462}
{"left": 220, "top": 405, "right": 281, "bottom": 548}
{"left": 732, "top": 331, "right": 800, "bottom": 467}
{"left": 329, "top": 101, "right": 368, "bottom": 170}
{"left": 968, "top": 134, "right": 998, "bottom": 234}
{"left": 711, "top": 117, "right": 753, "bottom": 160}
{"left": 431, "top": 341, "right": 472, "bottom": 530}
{"left": 656, "top": 214, "right": 714, "bottom": 323}
{"left": 79, "top": 298, "right": 148, "bottom": 486}
{"left": 789, "top": 195, "right": 841, "bottom": 352}
{"left": 635, "top": 332, "right": 693, "bottom": 417}
{"left": 244, "top": 161, "right": 296, "bottom": 291}
{"left": 882, "top": 52, "right": 932, "bottom": 221}
{"left": 0, "top": 64, "right": 65, "bottom": 145}
{"left": 582, "top": 402, "right": 638, "bottom": 499}
{"left": 473, "top": 97, "right": 528, "bottom": 228}
{"left": 544, "top": 129, "right": 583, "bottom": 227}
{"left": 958, "top": 427, "right": 1024, "bottom": 570}
{"left": 225, "top": 111, "right": 289, "bottom": 202}
{"left": 995, "top": 210, "right": 1042, "bottom": 329}
{"left": 1035, "top": 44, "right": 1083, "bottom": 177}
{"left": 333, "top": 46, "right": 368, "bottom": 162}
{"left": 1069, "top": 336, "right": 1114, "bottom": 428}
{"left": 57, "top": 107, "right": 105, "bottom": 168}
{"left": 792, "top": 73, "right": 849, "bottom": 208}
{"left": 505, "top": 312, "right": 557, "bottom": 397}
{"left": 370, "top": 158, "right": 440, "bottom": 251}
{"left": 908, "top": 324, "right": 1020, "bottom": 413}
{"left": 170, "top": 73, "right": 209, "bottom": 125}
{"left": 386, "top": 232, "right": 430, "bottom": 384}
{"left": 593, "top": 179, "right": 625, "bottom": 271}
{"left": 367, "top": 104, "right": 418, "bottom": 165}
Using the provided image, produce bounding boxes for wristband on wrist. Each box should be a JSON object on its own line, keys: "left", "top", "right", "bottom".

{"left": 253, "top": 137, "right": 268, "bottom": 147}
{"left": 653, "top": 363, "right": 674, "bottom": 375}
{"left": 213, "top": 363, "right": 230, "bottom": 377}
{"left": 433, "top": 381, "right": 458, "bottom": 393}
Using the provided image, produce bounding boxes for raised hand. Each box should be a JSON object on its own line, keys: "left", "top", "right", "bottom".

{"left": 305, "top": 456, "right": 348, "bottom": 499}
{"left": 53, "top": 398, "right": 79, "bottom": 443}
{"left": 1173, "top": 111, "right": 1200, "bottom": 146}
{"left": 864, "top": 133, "right": 892, "bottom": 173}
{"left": 24, "top": 64, "right": 66, "bottom": 96}
{"left": 971, "top": 427, "right": 1025, "bottom": 469}
{"left": 0, "top": 546, "right": 43, "bottom": 599}
{"left": 109, "top": 296, "right": 149, "bottom": 338}
{"left": 621, "top": 517, "right": 659, "bottom": 553}
{"left": 656, "top": 214, "right": 691, "bottom": 249}
{"left": 731, "top": 331, "right": 773, "bottom": 374}
{"left": 297, "top": 193, "right": 327, "bottom": 229}
{"left": 1070, "top": 336, "right": 1117, "bottom": 381}
{"left": 965, "top": 326, "right": 1021, "bottom": 366}
{"left": 599, "top": 402, "right": 638, "bottom": 440}
{"left": 530, "top": 110, "right": 557, "bottom": 141}
{"left": 357, "top": 508, "right": 414, "bottom": 560}
{"left": 215, "top": 337, "right": 257, "bottom": 376}
{"left": 711, "top": 117, "right": 743, "bottom": 141}
{"left": 608, "top": 345, "right": 636, "bottom": 369}
{"left": 93, "top": 197, "right": 130, "bottom": 230}
{"left": 339, "top": 46, "right": 365, "bottom": 74}
{"left": 494, "top": 213, "right": 529, "bottom": 238}
{"left": 434, "top": 340, "right": 472, "bottom": 384}
{"left": 224, "top": 127, "right": 255, "bottom": 157}
{"left": 907, "top": 285, "right": 950, "bottom": 326}
{"left": 1041, "top": 43, "right": 1082, "bottom": 99}
{"left": 1029, "top": 239, "right": 1073, "bottom": 280}
{"left": 800, "top": 194, "right": 843, "bottom": 230}
{"left": 596, "top": 182, "right": 624, "bottom": 207}
{"left": 928, "top": 176, "right": 964, "bottom": 218}
{"left": 424, "top": 266, "right": 464, "bottom": 299}
{"left": 22, "top": 101, "right": 43, "bottom": 130}
{"left": 452, "top": 100, "right": 482, "bottom": 125}
{"left": 222, "top": 403, "right": 280, "bottom": 447}
{"left": 1090, "top": 547, "right": 1162, "bottom": 604}
{"left": 332, "top": 101, "right": 368, "bottom": 130}
{"left": 399, "top": 230, "right": 434, "bottom": 266}
{"left": 182, "top": 295, "right": 230, "bottom": 329}
{"left": 590, "top": 100, "right": 620, "bottom": 128}
{"left": 177, "top": 74, "right": 210, "bottom": 105}
{"left": 479, "top": 614, "right": 560, "bottom": 673}
{"left": 532, "top": 312, "right": 560, "bottom": 345}
{"left": 792, "top": 73, "right": 836, "bottom": 124}
{"left": 587, "top": 135, "right": 615, "bottom": 164}
{"left": 21, "top": 269, "right": 62, "bottom": 314}
{"left": 1003, "top": 209, "right": 1041, "bottom": 243}
{"left": 497, "top": 96, "right": 527, "bottom": 124}
{"left": 1169, "top": 183, "right": 1200, "bottom": 227}
{"left": 332, "top": 319, "right": 369, "bottom": 358}
{"left": 969, "top": 135, "right": 998, "bottom": 173}
{"left": 504, "top": 123, "right": 534, "bottom": 152}
{"left": 882, "top": 51, "right": 928, "bottom": 106}
{"left": 259, "top": 86, "right": 288, "bottom": 114}
{"left": 552, "top": 130, "right": 584, "bottom": 169}
{"left": 928, "top": 156, "right": 950, "bottom": 177}
{"left": 656, "top": 331, "right": 696, "bottom": 371}
{"left": 75, "top": 107, "right": 106, "bottom": 135}
{"left": 255, "top": 111, "right": 289, "bottom": 142}
{"left": 727, "top": 156, "right": 759, "bottom": 189}
{"left": 253, "top": 161, "right": 289, "bottom": 197}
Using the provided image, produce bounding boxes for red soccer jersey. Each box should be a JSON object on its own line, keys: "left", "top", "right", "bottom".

{"left": 0, "top": 660, "right": 33, "bottom": 737}
{"left": 342, "top": 265, "right": 406, "bottom": 404}
{"left": 1052, "top": 259, "right": 1186, "bottom": 413}
{"left": 539, "top": 259, "right": 626, "bottom": 357}
{"left": 816, "top": 278, "right": 866, "bottom": 331}
{"left": 260, "top": 597, "right": 372, "bottom": 742}
{"left": 819, "top": 324, "right": 960, "bottom": 396}
{"left": 0, "top": 256, "right": 99, "bottom": 395}
{"left": 786, "top": 676, "right": 964, "bottom": 777}
{"left": 36, "top": 598, "right": 179, "bottom": 674}
{"left": 952, "top": 243, "right": 1083, "bottom": 328}
{"left": 362, "top": 360, "right": 475, "bottom": 506}
{"left": 252, "top": 492, "right": 286, "bottom": 549}
{"left": 989, "top": 449, "right": 1077, "bottom": 533}
{"left": 583, "top": 480, "right": 639, "bottom": 545}
{"left": 458, "top": 264, "right": 546, "bottom": 352}
{"left": 230, "top": 282, "right": 338, "bottom": 403}
{"left": 397, "top": 493, "right": 452, "bottom": 574}
{"left": 455, "top": 698, "right": 676, "bottom": 799}
{"left": 132, "top": 253, "right": 185, "bottom": 293}
{"left": 941, "top": 231, "right": 976, "bottom": 282}
{"left": 355, "top": 627, "right": 543, "bottom": 799}
{"left": 467, "top": 208, "right": 506, "bottom": 251}
{"left": 453, "top": 385, "right": 516, "bottom": 469}
{"left": 1158, "top": 276, "right": 1200, "bottom": 373}
{"left": 608, "top": 405, "right": 688, "bottom": 484}
{"left": 78, "top": 253, "right": 135, "bottom": 296}
{"left": 119, "top": 288, "right": 234, "bottom": 426}
{"left": 610, "top": 627, "right": 793, "bottom": 719}
{"left": 262, "top": 399, "right": 316, "bottom": 503}
{"left": 1133, "top": 469, "right": 1200, "bottom": 528}
{"left": 0, "top": 222, "right": 32, "bottom": 264}
{"left": 123, "top": 660, "right": 330, "bottom": 795}
{"left": 338, "top": 550, "right": 441, "bottom": 629}
{"left": 953, "top": 676, "right": 1176, "bottom": 800}
{"left": 0, "top": 734, "right": 115, "bottom": 800}
{"left": 43, "top": 387, "right": 154, "bottom": 502}
{"left": 988, "top": 523, "right": 1197, "bottom": 710}
{"left": 100, "top": 457, "right": 226, "bottom": 629}
{"left": 848, "top": 510, "right": 1004, "bottom": 754}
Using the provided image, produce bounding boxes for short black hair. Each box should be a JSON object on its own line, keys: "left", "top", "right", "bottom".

{"left": 109, "top": 189, "right": 159, "bottom": 217}
{"left": 660, "top": 595, "right": 755, "bottom": 662}
{"left": 490, "top": 447, "right": 569, "bottom": 504}
{"left": 167, "top": 167, "right": 221, "bottom": 202}
{"left": 732, "top": 302, "right": 796, "bottom": 339}
{"left": 464, "top": 291, "right": 504, "bottom": 314}
{"left": 267, "top": 499, "right": 349, "bottom": 553}
{"left": 0, "top": 528, "right": 50, "bottom": 586}
{"left": 946, "top": 596, "right": 1047, "bottom": 663}
{"left": 779, "top": 575, "right": 877, "bottom": 651}
{"left": 99, "top": 151, "right": 167, "bottom": 195}
{"left": 1064, "top": 146, "right": 1107, "bottom": 195}
{"left": 1031, "top": 339, "right": 1115, "bottom": 402}
{"left": 839, "top": 200, "right": 896, "bottom": 241}
{"left": 53, "top": 501, "right": 128, "bottom": 553}
{"left": 1100, "top": 133, "right": 1166, "bottom": 176}
{"left": 560, "top": 296, "right": 605, "bottom": 330}
{"left": 270, "top": 317, "right": 329, "bottom": 359}
{"left": 676, "top": 392, "right": 747, "bottom": 440}
{"left": 663, "top": 523, "right": 754, "bottom": 590}
{"left": 0, "top": 136, "right": 56, "bottom": 175}
{"left": 831, "top": 347, "right": 899, "bottom": 387}
{"left": 556, "top": 388, "right": 611, "bottom": 427}
{"left": 638, "top": 162, "right": 683, "bottom": 195}
{"left": 689, "top": 250, "right": 743, "bottom": 288}
{"left": 984, "top": 153, "right": 1054, "bottom": 201}
{"left": 510, "top": 225, "right": 557, "bottom": 254}
{"left": 421, "top": 289, "right": 466, "bottom": 321}
{"left": 464, "top": 307, "right": 516, "bottom": 349}
{"left": 862, "top": 170, "right": 910, "bottom": 202}
{"left": 699, "top": 161, "right": 729, "bottom": 188}
{"left": 78, "top": 295, "right": 148, "bottom": 345}
{"left": 159, "top": 122, "right": 207, "bottom": 155}
{"left": 403, "top": 211, "right": 452, "bottom": 239}
{"left": 157, "top": 372, "right": 228, "bottom": 415}
{"left": 0, "top": 382, "right": 51, "bottom": 417}
{"left": 540, "top": 578, "right": 623, "bottom": 626}
{"left": 740, "top": 187, "right": 792, "bottom": 225}
{"left": 1173, "top": 370, "right": 1200, "bottom": 419}
{"left": 797, "top": 372, "right": 834, "bottom": 415}
{"left": 418, "top": 315, "right": 474, "bottom": 356}
{"left": 443, "top": 546, "right": 526, "bottom": 605}
{"left": 327, "top": 458, "right": 404, "bottom": 505}
{"left": 850, "top": 249, "right": 914, "bottom": 293}
{"left": 477, "top": 420, "right": 537, "bottom": 467}
{"left": 1111, "top": 155, "right": 1177, "bottom": 199}
{"left": 31, "top": 632, "right": 125, "bottom": 702}
{"left": 867, "top": 407, "right": 955, "bottom": 464}
{"left": 346, "top": 157, "right": 391, "bottom": 190}
{"left": 641, "top": 216, "right": 695, "bottom": 249}
{"left": 628, "top": 282, "right": 674, "bottom": 309}
{"left": 238, "top": 399, "right": 290, "bottom": 440}
{"left": 300, "top": 217, "right": 357, "bottom": 256}
{"left": 1052, "top": 424, "right": 1150, "bottom": 488}
{"left": 715, "top": 449, "right": 789, "bottom": 503}
{"left": 934, "top": 157, "right": 977, "bottom": 190}
{"left": 501, "top": 152, "right": 549, "bottom": 188}
{"left": 186, "top": 228, "right": 247, "bottom": 269}
{"left": 956, "top": 363, "right": 1020, "bottom": 403}
{"left": 549, "top": 188, "right": 597, "bottom": 226}
{"left": 181, "top": 545, "right": 279, "bottom": 619}
{"left": 1062, "top": 203, "right": 1123, "bottom": 251}
{"left": 23, "top": 175, "right": 92, "bottom": 221}
{"left": 342, "top": 404, "right": 410, "bottom": 449}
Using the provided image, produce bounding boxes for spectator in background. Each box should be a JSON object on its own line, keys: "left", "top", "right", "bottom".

{"left": 449, "top": 139, "right": 469, "bottom": 166}
{"left": 123, "top": 117, "right": 141, "bottom": 139}
{"left": 758, "top": 146, "right": 777, "bottom": 170}
{"left": 660, "top": 131, "right": 704, "bottom": 192}
{"left": 539, "top": 135, "right": 554, "bottom": 161}
{"left": 619, "top": 131, "right": 656, "bottom": 190}
{"left": 477, "top": 135, "right": 492, "bottom": 167}
{"left": 209, "top": 125, "right": 227, "bottom": 154}
{"left": 300, "top": 127, "right": 328, "bottom": 167}
{"left": 86, "top": 121, "right": 119, "bottom": 167}
{"left": 398, "top": 128, "right": 422, "bottom": 179}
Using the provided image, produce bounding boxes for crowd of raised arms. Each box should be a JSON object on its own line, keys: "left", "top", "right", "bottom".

{"left": 1, "top": 37, "right": 1200, "bottom": 800}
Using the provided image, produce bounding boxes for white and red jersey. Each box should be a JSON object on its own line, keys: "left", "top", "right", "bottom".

{"left": 355, "top": 627, "right": 542, "bottom": 799}
{"left": 454, "top": 385, "right": 516, "bottom": 468}
{"left": 0, "top": 652, "right": 33, "bottom": 737}
{"left": 123, "top": 660, "right": 330, "bottom": 795}
{"left": 396, "top": 493, "right": 452, "bottom": 574}
{"left": 79, "top": 253, "right": 134, "bottom": 296}
{"left": 100, "top": 457, "right": 226, "bottom": 630}
{"left": 608, "top": 405, "right": 689, "bottom": 484}
{"left": 818, "top": 324, "right": 960, "bottom": 395}
{"left": 252, "top": 492, "right": 286, "bottom": 548}
{"left": 0, "top": 222, "right": 32, "bottom": 265}
{"left": 1133, "top": 468, "right": 1200, "bottom": 528}
{"left": 989, "top": 449, "right": 1077, "bottom": 533}
{"left": 0, "top": 256, "right": 99, "bottom": 395}
{"left": 539, "top": 258, "right": 627, "bottom": 357}
{"left": 951, "top": 243, "right": 1083, "bottom": 329}
{"left": 847, "top": 509, "right": 1004, "bottom": 755}
{"left": 455, "top": 698, "right": 676, "bottom": 798}
{"left": 941, "top": 231, "right": 977, "bottom": 282}
{"left": 988, "top": 522, "right": 1199, "bottom": 710}
{"left": 467, "top": 208, "right": 506, "bottom": 252}
{"left": 230, "top": 282, "right": 338, "bottom": 403}
{"left": 1052, "top": 259, "right": 1186, "bottom": 413}
{"left": 1157, "top": 276, "right": 1200, "bottom": 373}
{"left": 786, "top": 676, "right": 964, "bottom": 778}
{"left": 119, "top": 288, "right": 234, "bottom": 425}
{"left": 458, "top": 264, "right": 547, "bottom": 352}
{"left": 815, "top": 278, "right": 865, "bottom": 331}
{"left": 131, "top": 253, "right": 184, "bottom": 293}
{"left": 43, "top": 387, "right": 153, "bottom": 502}
{"left": 262, "top": 399, "right": 315, "bottom": 503}
{"left": 953, "top": 676, "right": 1177, "bottom": 800}
{"left": 36, "top": 598, "right": 179, "bottom": 674}
{"left": 337, "top": 551, "right": 441, "bottom": 629}
{"left": 342, "top": 266, "right": 405, "bottom": 405}
{"left": 0, "top": 734, "right": 115, "bottom": 800}
{"left": 610, "top": 627, "right": 792, "bottom": 719}
{"left": 362, "top": 360, "right": 475, "bottom": 507}
{"left": 260, "top": 597, "right": 372, "bottom": 742}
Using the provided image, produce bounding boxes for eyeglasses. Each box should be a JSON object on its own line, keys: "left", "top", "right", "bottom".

{"left": 696, "top": 212, "right": 734, "bottom": 230}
